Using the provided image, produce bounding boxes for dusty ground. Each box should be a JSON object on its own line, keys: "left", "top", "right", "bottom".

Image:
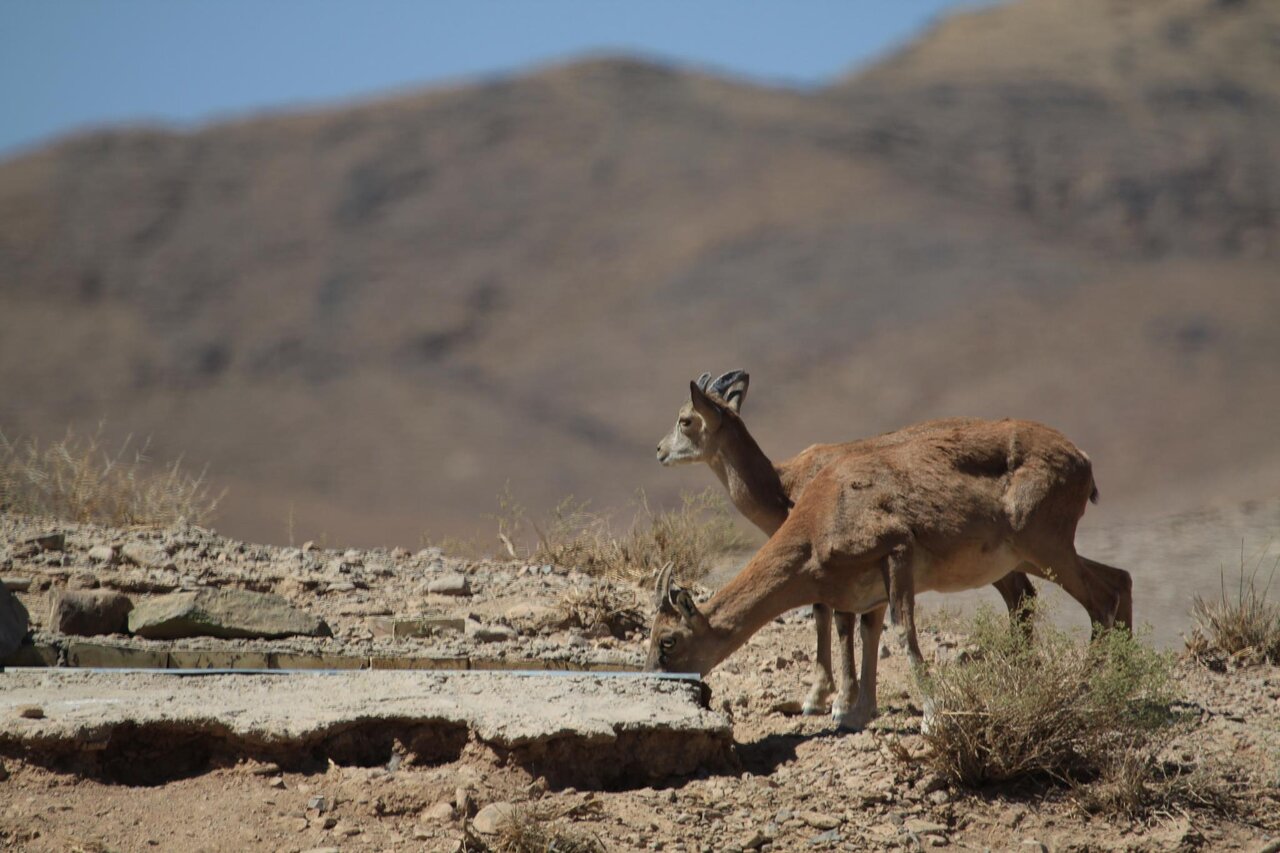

{"left": 1, "top": 513, "right": 1279, "bottom": 852}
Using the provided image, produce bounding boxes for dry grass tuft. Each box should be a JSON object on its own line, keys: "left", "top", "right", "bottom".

{"left": 494, "top": 487, "right": 749, "bottom": 585}
{"left": 1185, "top": 547, "right": 1280, "bottom": 669}
{"left": 0, "top": 425, "right": 221, "bottom": 527}
{"left": 559, "top": 582, "right": 646, "bottom": 639}
{"left": 1073, "top": 742, "right": 1240, "bottom": 820}
{"left": 461, "top": 803, "right": 605, "bottom": 853}
{"left": 917, "top": 606, "right": 1176, "bottom": 794}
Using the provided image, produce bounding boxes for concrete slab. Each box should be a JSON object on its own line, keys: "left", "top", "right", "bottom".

{"left": 0, "top": 669, "right": 732, "bottom": 788}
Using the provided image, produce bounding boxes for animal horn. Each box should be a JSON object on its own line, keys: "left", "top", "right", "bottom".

{"left": 653, "top": 561, "right": 675, "bottom": 610}
{"left": 695, "top": 372, "right": 713, "bottom": 392}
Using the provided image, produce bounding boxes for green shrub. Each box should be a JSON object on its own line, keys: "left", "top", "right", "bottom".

{"left": 918, "top": 606, "right": 1176, "bottom": 790}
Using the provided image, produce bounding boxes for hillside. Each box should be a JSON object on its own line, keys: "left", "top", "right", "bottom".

{"left": 1, "top": 0, "right": 1278, "bottom": 548}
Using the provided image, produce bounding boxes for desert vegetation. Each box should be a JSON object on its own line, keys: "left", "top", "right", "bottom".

{"left": 0, "top": 425, "right": 221, "bottom": 527}
{"left": 487, "top": 487, "right": 750, "bottom": 585}
{"left": 907, "top": 605, "right": 1237, "bottom": 819}
{"left": 1186, "top": 549, "right": 1280, "bottom": 669}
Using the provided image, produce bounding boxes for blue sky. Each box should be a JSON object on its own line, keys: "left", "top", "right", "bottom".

{"left": 0, "top": 1, "right": 989, "bottom": 157}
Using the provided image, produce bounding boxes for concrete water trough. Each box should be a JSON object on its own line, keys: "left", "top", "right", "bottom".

{"left": 0, "top": 667, "right": 733, "bottom": 788}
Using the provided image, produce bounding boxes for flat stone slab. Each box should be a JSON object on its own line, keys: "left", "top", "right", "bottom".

{"left": 0, "top": 669, "right": 731, "bottom": 787}
{"left": 128, "top": 589, "right": 331, "bottom": 640}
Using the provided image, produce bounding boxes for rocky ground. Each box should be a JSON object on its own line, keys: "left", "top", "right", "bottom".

{"left": 1, "top": 512, "right": 1278, "bottom": 852}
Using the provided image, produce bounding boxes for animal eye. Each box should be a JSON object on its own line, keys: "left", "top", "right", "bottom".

{"left": 660, "top": 636, "right": 676, "bottom": 651}
{"left": 678, "top": 418, "right": 692, "bottom": 429}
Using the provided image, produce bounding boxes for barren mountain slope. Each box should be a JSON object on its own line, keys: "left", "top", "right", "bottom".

{"left": 833, "top": 0, "right": 1280, "bottom": 254}
{"left": 1, "top": 0, "right": 1277, "bottom": 546}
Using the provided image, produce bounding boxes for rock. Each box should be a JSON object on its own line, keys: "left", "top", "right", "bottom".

{"left": 0, "top": 584, "right": 30, "bottom": 658}
{"left": 67, "top": 571, "right": 99, "bottom": 590}
{"left": 741, "top": 829, "right": 768, "bottom": 850}
{"left": 128, "top": 589, "right": 331, "bottom": 640}
{"left": 121, "top": 543, "right": 169, "bottom": 569}
{"left": 472, "top": 801, "right": 519, "bottom": 835}
{"left": 268, "top": 776, "right": 286, "bottom": 789}
{"left": 807, "top": 828, "right": 842, "bottom": 845}
{"left": 17, "top": 705, "right": 44, "bottom": 719}
{"left": 905, "top": 820, "right": 949, "bottom": 837}
{"left": 422, "top": 800, "right": 455, "bottom": 822}
{"left": 246, "top": 762, "right": 281, "bottom": 776}
{"left": 464, "top": 620, "right": 517, "bottom": 643}
{"left": 25, "top": 532, "right": 66, "bottom": 552}
{"left": 504, "top": 603, "right": 565, "bottom": 632}
{"left": 427, "top": 573, "right": 471, "bottom": 596}
{"left": 87, "top": 545, "right": 118, "bottom": 564}
{"left": 1, "top": 578, "right": 31, "bottom": 592}
{"left": 800, "top": 812, "right": 841, "bottom": 831}
{"left": 306, "top": 795, "right": 329, "bottom": 813}
{"left": 49, "top": 589, "right": 134, "bottom": 636}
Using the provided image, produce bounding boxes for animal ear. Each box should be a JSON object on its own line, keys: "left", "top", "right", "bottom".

{"left": 710, "top": 369, "right": 749, "bottom": 413}
{"left": 689, "top": 381, "right": 723, "bottom": 431}
{"left": 653, "top": 562, "right": 676, "bottom": 612}
{"left": 673, "top": 589, "right": 702, "bottom": 626}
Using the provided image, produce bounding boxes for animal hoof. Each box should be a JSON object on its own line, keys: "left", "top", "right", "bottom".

{"left": 801, "top": 701, "right": 828, "bottom": 716}
{"left": 833, "top": 707, "right": 876, "bottom": 732}
{"left": 920, "top": 697, "right": 938, "bottom": 736}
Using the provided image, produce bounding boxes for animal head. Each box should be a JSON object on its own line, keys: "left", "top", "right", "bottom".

{"left": 655, "top": 370, "right": 749, "bottom": 466}
{"left": 644, "top": 563, "right": 715, "bottom": 675}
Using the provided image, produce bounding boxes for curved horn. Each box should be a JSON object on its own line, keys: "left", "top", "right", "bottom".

{"left": 653, "top": 561, "right": 675, "bottom": 610}
{"left": 695, "top": 372, "right": 713, "bottom": 392}
{"left": 710, "top": 369, "right": 749, "bottom": 412}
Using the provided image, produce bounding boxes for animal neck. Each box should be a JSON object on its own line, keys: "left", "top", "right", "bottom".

{"left": 696, "top": 536, "right": 815, "bottom": 671}
{"left": 707, "top": 419, "right": 791, "bottom": 535}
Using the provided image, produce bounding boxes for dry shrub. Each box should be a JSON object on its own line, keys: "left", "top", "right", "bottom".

{"left": 0, "top": 425, "right": 221, "bottom": 527}
{"left": 461, "top": 803, "right": 605, "bottom": 853}
{"left": 918, "top": 606, "right": 1176, "bottom": 793}
{"left": 496, "top": 487, "right": 749, "bottom": 585}
{"left": 559, "top": 582, "right": 646, "bottom": 639}
{"left": 1185, "top": 547, "right": 1280, "bottom": 669}
{"left": 1074, "top": 742, "right": 1238, "bottom": 820}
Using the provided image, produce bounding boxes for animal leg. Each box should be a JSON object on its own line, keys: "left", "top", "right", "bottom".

{"left": 1080, "top": 556, "right": 1133, "bottom": 633}
{"left": 1015, "top": 542, "right": 1131, "bottom": 637}
{"left": 883, "top": 542, "right": 935, "bottom": 731}
{"left": 836, "top": 605, "right": 885, "bottom": 731}
{"left": 830, "top": 611, "right": 858, "bottom": 722}
{"left": 992, "top": 569, "right": 1038, "bottom": 637}
{"left": 802, "top": 603, "right": 836, "bottom": 714}
{"left": 884, "top": 543, "right": 925, "bottom": 669}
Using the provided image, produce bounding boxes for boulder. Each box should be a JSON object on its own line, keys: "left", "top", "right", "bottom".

{"left": 128, "top": 589, "right": 331, "bottom": 640}
{"left": 87, "top": 545, "right": 118, "bottom": 564}
{"left": 427, "top": 573, "right": 471, "bottom": 596}
{"left": 121, "top": 542, "right": 170, "bottom": 569}
{"left": 472, "top": 802, "right": 519, "bottom": 835}
{"left": 0, "top": 584, "right": 30, "bottom": 658}
{"left": 504, "top": 603, "right": 567, "bottom": 632}
{"left": 50, "top": 589, "right": 134, "bottom": 636}
{"left": 464, "top": 620, "right": 517, "bottom": 643}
